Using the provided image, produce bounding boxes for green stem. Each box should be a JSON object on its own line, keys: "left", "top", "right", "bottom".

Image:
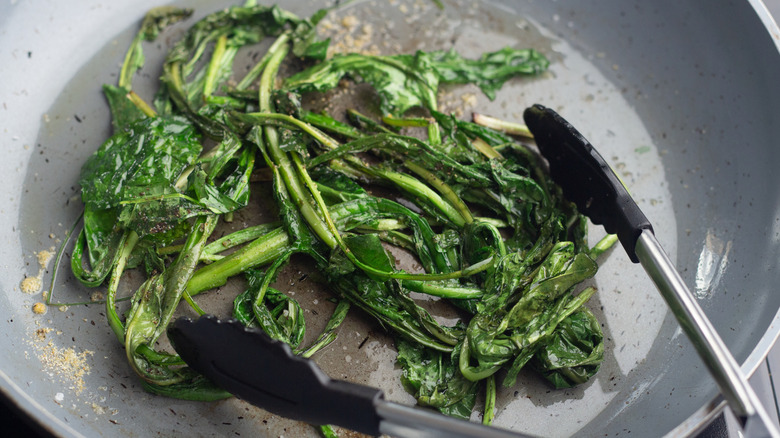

{"left": 118, "top": 34, "right": 143, "bottom": 89}
{"left": 253, "top": 250, "right": 293, "bottom": 315}
{"left": 241, "top": 112, "right": 470, "bottom": 228}
{"left": 258, "top": 43, "right": 284, "bottom": 114}
{"left": 293, "top": 150, "right": 490, "bottom": 282}
{"left": 403, "top": 160, "right": 473, "bottom": 225}
{"left": 136, "top": 344, "right": 186, "bottom": 366}
{"left": 473, "top": 216, "right": 508, "bottom": 228}
{"left": 202, "top": 222, "right": 282, "bottom": 257}
{"left": 472, "top": 137, "right": 503, "bottom": 160}
{"left": 154, "top": 222, "right": 280, "bottom": 259}
{"left": 318, "top": 425, "right": 339, "bottom": 438}
{"left": 483, "top": 375, "right": 497, "bottom": 425}
{"left": 45, "top": 214, "right": 80, "bottom": 306}
{"left": 428, "top": 121, "right": 441, "bottom": 146}
{"left": 371, "top": 168, "right": 466, "bottom": 228}
{"left": 127, "top": 91, "right": 157, "bottom": 117}
{"left": 182, "top": 290, "right": 206, "bottom": 315}
{"left": 381, "top": 114, "right": 431, "bottom": 128}
{"left": 203, "top": 35, "right": 228, "bottom": 98}
{"left": 473, "top": 113, "right": 533, "bottom": 139}
{"left": 401, "top": 280, "right": 483, "bottom": 299}
{"left": 106, "top": 230, "right": 139, "bottom": 343}
{"left": 299, "top": 301, "right": 350, "bottom": 358}
{"left": 362, "top": 229, "right": 415, "bottom": 251}
{"left": 167, "top": 61, "right": 185, "bottom": 97}
{"left": 187, "top": 227, "right": 290, "bottom": 295}
{"left": 236, "top": 33, "right": 290, "bottom": 90}
{"left": 388, "top": 255, "right": 494, "bottom": 281}
{"left": 257, "top": 43, "right": 339, "bottom": 249}
{"left": 380, "top": 114, "right": 441, "bottom": 145}
{"left": 236, "top": 112, "right": 341, "bottom": 149}
{"left": 154, "top": 215, "right": 218, "bottom": 340}
{"left": 357, "top": 218, "right": 405, "bottom": 231}
{"left": 590, "top": 234, "right": 618, "bottom": 259}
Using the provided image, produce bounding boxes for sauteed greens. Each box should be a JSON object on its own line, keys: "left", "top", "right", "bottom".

{"left": 65, "top": 0, "right": 616, "bottom": 431}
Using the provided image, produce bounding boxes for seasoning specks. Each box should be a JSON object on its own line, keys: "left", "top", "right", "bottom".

{"left": 28, "top": 328, "right": 94, "bottom": 395}
{"left": 21, "top": 247, "right": 55, "bottom": 297}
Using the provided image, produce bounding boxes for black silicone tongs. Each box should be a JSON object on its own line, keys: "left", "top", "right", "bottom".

{"left": 168, "top": 315, "right": 533, "bottom": 438}
{"left": 523, "top": 104, "right": 779, "bottom": 438}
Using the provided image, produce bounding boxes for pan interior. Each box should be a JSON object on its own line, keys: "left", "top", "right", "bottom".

{"left": 3, "top": 0, "right": 780, "bottom": 437}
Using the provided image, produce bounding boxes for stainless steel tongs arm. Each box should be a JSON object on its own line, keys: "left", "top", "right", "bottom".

{"left": 636, "top": 218, "right": 779, "bottom": 438}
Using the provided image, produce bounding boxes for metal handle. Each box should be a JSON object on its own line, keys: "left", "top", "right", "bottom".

{"left": 377, "top": 401, "right": 534, "bottom": 438}
{"left": 635, "top": 230, "right": 779, "bottom": 437}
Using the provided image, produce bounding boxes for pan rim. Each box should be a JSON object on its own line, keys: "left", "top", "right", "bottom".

{"left": 2, "top": 1, "right": 780, "bottom": 437}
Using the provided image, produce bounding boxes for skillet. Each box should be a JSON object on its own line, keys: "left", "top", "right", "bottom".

{"left": 1, "top": 0, "right": 780, "bottom": 436}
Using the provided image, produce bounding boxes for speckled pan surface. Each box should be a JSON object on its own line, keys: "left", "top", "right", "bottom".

{"left": 1, "top": 0, "right": 780, "bottom": 437}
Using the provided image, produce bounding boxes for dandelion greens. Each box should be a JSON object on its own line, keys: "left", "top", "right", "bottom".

{"left": 62, "top": 1, "right": 616, "bottom": 433}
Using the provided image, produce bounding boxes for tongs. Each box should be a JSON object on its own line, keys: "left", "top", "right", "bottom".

{"left": 168, "top": 315, "right": 533, "bottom": 438}
{"left": 168, "top": 104, "right": 779, "bottom": 437}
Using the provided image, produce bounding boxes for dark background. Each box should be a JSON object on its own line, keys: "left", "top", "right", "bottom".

{"left": 1, "top": 395, "right": 49, "bottom": 437}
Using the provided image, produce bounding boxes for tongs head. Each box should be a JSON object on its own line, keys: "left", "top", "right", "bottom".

{"left": 168, "top": 316, "right": 384, "bottom": 435}
{"left": 523, "top": 104, "right": 651, "bottom": 261}
{"left": 168, "top": 316, "right": 533, "bottom": 438}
